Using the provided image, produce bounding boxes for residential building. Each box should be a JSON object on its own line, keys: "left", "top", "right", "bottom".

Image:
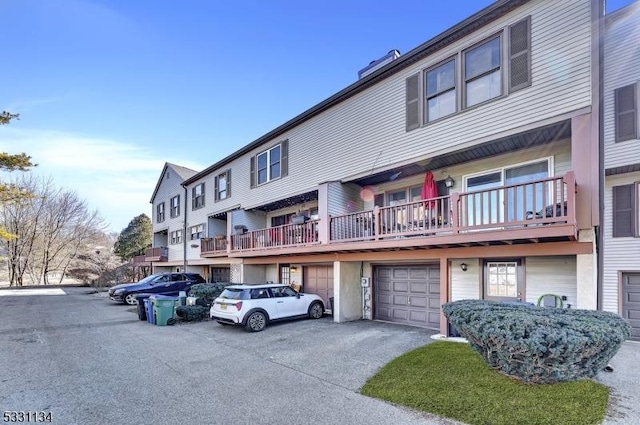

{"left": 150, "top": 0, "right": 611, "bottom": 337}
{"left": 603, "top": 1, "right": 640, "bottom": 340}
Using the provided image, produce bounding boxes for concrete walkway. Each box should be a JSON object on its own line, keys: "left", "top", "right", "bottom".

{"left": 596, "top": 341, "right": 640, "bottom": 425}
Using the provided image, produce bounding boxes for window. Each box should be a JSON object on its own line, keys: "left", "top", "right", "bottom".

{"left": 280, "top": 265, "right": 291, "bottom": 285}
{"left": 464, "top": 37, "right": 502, "bottom": 108}
{"left": 464, "top": 159, "right": 551, "bottom": 226}
{"left": 615, "top": 84, "right": 638, "bottom": 142}
{"left": 612, "top": 183, "right": 638, "bottom": 238}
{"left": 484, "top": 260, "right": 521, "bottom": 301}
{"left": 170, "top": 230, "right": 182, "bottom": 244}
{"left": 170, "top": 195, "right": 180, "bottom": 218}
{"left": 404, "top": 17, "right": 530, "bottom": 131}
{"left": 190, "top": 224, "right": 205, "bottom": 240}
{"left": 156, "top": 202, "right": 165, "bottom": 223}
{"left": 214, "top": 170, "right": 231, "bottom": 201}
{"left": 250, "top": 140, "right": 288, "bottom": 187}
{"left": 192, "top": 183, "right": 205, "bottom": 210}
{"left": 426, "top": 59, "right": 456, "bottom": 122}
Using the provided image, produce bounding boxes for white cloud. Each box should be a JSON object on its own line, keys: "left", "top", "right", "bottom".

{"left": 0, "top": 127, "right": 203, "bottom": 232}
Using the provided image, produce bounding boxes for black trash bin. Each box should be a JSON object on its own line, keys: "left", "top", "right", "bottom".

{"left": 135, "top": 294, "right": 153, "bottom": 321}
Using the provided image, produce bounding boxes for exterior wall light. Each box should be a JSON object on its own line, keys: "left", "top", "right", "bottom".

{"left": 460, "top": 263, "right": 468, "bottom": 272}
{"left": 445, "top": 175, "right": 455, "bottom": 188}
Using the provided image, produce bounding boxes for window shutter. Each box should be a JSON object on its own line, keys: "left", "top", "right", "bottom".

{"left": 191, "top": 187, "right": 196, "bottom": 209}
{"left": 615, "top": 84, "right": 638, "bottom": 142}
{"left": 226, "top": 169, "right": 231, "bottom": 197}
{"left": 509, "top": 16, "right": 531, "bottom": 93}
{"left": 613, "top": 184, "right": 635, "bottom": 237}
{"left": 280, "top": 140, "right": 289, "bottom": 178}
{"left": 250, "top": 156, "right": 256, "bottom": 189}
{"left": 405, "top": 73, "right": 420, "bottom": 131}
{"left": 214, "top": 176, "right": 219, "bottom": 201}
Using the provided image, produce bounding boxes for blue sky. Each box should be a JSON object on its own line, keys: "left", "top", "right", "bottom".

{"left": 0, "top": 0, "right": 634, "bottom": 233}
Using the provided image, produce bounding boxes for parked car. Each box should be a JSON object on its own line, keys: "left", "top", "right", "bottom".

{"left": 108, "top": 273, "right": 206, "bottom": 305}
{"left": 210, "top": 284, "right": 325, "bottom": 332}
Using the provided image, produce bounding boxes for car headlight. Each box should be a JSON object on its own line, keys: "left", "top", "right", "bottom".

{"left": 114, "top": 289, "right": 125, "bottom": 294}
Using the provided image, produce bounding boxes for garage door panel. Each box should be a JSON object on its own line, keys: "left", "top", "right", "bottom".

{"left": 409, "top": 311, "right": 427, "bottom": 323}
{"left": 409, "top": 296, "right": 427, "bottom": 308}
{"left": 392, "top": 281, "right": 409, "bottom": 292}
{"left": 393, "top": 295, "right": 408, "bottom": 306}
{"left": 622, "top": 273, "right": 640, "bottom": 341}
{"left": 375, "top": 265, "right": 441, "bottom": 329}
{"left": 409, "top": 282, "right": 427, "bottom": 293}
{"left": 409, "top": 268, "right": 428, "bottom": 279}
{"left": 304, "top": 266, "right": 334, "bottom": 312}
{"left": 392, "top": 268, "right": 409, "bottom": 279}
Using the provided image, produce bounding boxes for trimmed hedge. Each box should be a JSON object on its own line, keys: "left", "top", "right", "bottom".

{"left": 442, "top": 299, "right": 632, "bottom": 384}
{"left": 176, "top": 305, "right": 209, "bottom": 322}
{"left": 188, "top": 282, "right": 231, "bottom": 306}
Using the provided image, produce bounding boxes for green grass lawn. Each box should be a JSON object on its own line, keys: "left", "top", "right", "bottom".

{"left": 360, "top": 341, "right": 609, "bottom": 425}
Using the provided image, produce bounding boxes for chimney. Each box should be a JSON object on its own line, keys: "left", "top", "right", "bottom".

{"left": 358, "top": 49, "right": 401, "bottom": 79}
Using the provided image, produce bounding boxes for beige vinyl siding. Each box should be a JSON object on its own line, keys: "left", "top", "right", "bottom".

{"left": 230, "top": 209, "right": 266, "bottom": 231}
{"left": 363, "top": 140, "right": 570, "bottom": 207}
{"left": 327, "top": 182, "right": 364, "bottom": 216}
{"left": 229, "top": 0, "right": 591, "bottom": 212}
{"left": 451, "top": 259, "right": 481, "bottom": 300}
{"left": 603, "top": 172, "right": 640, "bottom": 313}
{"left": 266, "top": 264, "right": 279, "bottom": 283}
{"left": 604, "top": 5, "right": 640, "bottom": 169}
{"left": 152, "top": 166, "right": 188, "bottom": 263}
{"left": 525, "top": 256, "right": 577, "bottom": 307}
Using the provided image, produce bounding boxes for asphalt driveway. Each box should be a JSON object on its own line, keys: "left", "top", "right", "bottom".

{"left": 1, "top": 287, "right": 638, "bottom": 425}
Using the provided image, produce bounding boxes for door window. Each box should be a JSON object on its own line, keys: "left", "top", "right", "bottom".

{"left": 484, "top": 260, "right": 521, "bottom": 301}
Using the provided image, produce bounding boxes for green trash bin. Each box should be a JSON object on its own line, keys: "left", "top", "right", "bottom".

{"left": 151, "top": 295, "right": 178, "bottom": 326}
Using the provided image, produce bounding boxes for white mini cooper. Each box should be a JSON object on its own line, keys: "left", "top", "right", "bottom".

{"left": 210, "top": 284, "right": 325, "bottom": 332}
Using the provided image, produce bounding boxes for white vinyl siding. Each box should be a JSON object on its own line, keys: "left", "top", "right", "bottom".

{"left": 604, "top": 5, "right": 640, "bottom": 169}
{"left": 227, "top": 0, "right": 591, "bottom": 211}
{"left": 525, "top": 256, "right": 577, "bottom": 308}
{"left": 450, "top": 259, "right": 480, "bottom": 300}
{"left": 327, "top": 182, "right": 364, "bottom": 216}
{"left": 603, "top": 172, "right": 640, "bottom": 313}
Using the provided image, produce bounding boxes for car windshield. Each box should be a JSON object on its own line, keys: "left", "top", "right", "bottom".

{"left": 219, "top": 288, "right": 249, "bottom": 300}
{"left": 137, "top": 274, "right": 161, "bottom": 284}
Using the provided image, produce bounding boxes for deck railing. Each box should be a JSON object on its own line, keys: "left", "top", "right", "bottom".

{"left": 201, "top": 235, "right": 228, "bottom": 254}
{"left": 145, "top": 246, "right": 168, "bottom": 261}
{"left": 330, "top": 172, "right": 575, "bottom": 241}
{"left": 230, "top": 220, "right": 320, "bottom": 251}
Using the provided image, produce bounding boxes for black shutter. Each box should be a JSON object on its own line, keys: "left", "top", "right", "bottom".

{"left": 509, "top": 16, "right": 531, "bottom": 92}
{"left": 615, "top": 84, "right": 638, "bottom": 142}
{"left": 613, "top": 184, "right": 636, "bottom": 237}
{"left": 280, "top": 140, "right": 289, "bottom": 178}
{"left": 226, "top": 169, "right": 231, "bottom": 197}
{"left": 405, "top": 73, "right": 420, "bottom": 131}
{"left": 250, "top": 156, "right": 256, "bottom": 189}
{"left": 191, "top": 187, "right": 196, "bottom": 209}
{"left": 214, "top": 175, "right": 219, "bottom": 201}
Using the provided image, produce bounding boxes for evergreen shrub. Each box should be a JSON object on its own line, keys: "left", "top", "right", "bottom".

{"left": 188, "top": 282, "right": 231, "bottom": 306}
{"left": 442, "top": 299, "right": 632, "bottom": 384}
{"left": 175, "top": 305, "right": 209, "bottom": 321}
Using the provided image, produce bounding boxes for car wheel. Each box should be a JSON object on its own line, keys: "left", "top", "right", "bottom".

{"left": 308, "top": 302, "right": 324, "bottom": 319}
{"left": 244, "top": 311, "right": 267, "bottom": 332}
{"left": 124, "top": 293, "right": 138, "bottom": 306}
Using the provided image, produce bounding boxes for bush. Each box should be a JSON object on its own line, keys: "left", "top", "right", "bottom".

{"left": 442, "top": 299, "right": 632, "bottom": 384}
{"left": 175, "top": 305, "right": 209, "bottom": 322}
{"left": 188, "top": 282, "right": 231, "bottom": 306}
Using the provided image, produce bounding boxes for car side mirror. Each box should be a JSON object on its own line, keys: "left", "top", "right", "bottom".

{"left": 296, "top": 293, "right": 300, "bottom": 299}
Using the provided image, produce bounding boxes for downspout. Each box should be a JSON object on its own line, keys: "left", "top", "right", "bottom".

{"left": 595, "top": 0, "right": 605, "bottom": 310}
{"left": 183, "top": 184, "right": 188, "bottom": 272}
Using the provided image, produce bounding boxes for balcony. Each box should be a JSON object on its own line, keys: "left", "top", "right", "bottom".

{"left": 145, "top": 246, "right": 168, "bottom": 262}
{"left": 230, "top": 220, "right": 320, "bottom": 252}
{"left": 132, "top": 255, "right": 150, "bottom": 267}
{"left": 201, "top": 235, "right": 229, "bottom": 256}
{"left": 225, "top": 173, "right": 576, "bottom": 256}
{"left": 330, "top": 173, "right": 577, "bottom": 245}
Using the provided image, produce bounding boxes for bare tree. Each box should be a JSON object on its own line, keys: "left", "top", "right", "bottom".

{"left": 1, "top": 175, "right": 111, "bottom": 286}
